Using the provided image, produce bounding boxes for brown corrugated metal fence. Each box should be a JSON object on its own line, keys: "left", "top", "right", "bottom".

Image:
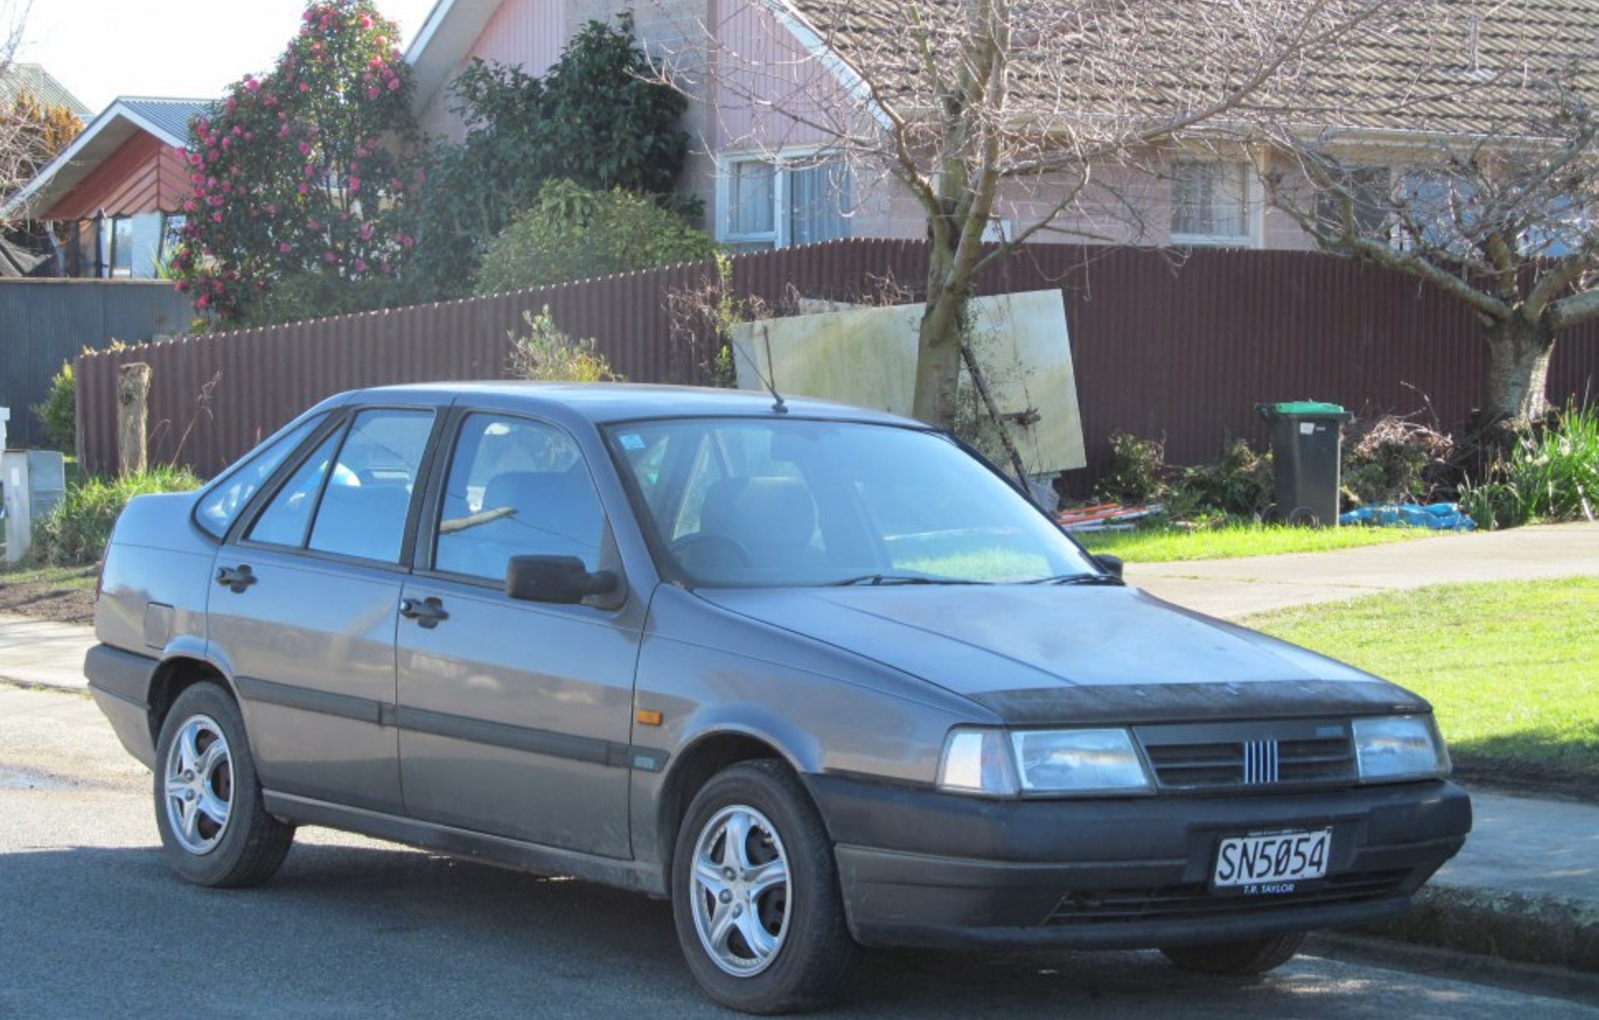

{"left": 75, "top": 240, "right": 1598, "bottom": 483}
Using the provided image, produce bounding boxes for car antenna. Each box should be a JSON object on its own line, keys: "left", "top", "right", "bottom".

{"left": 759, "top": 326, "right": 788, "bottom": 414}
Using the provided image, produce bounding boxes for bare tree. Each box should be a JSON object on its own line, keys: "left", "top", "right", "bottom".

{"left": 1266, "top": 6, "right": 1598, "bottom": 425}
{"left": 0, "top": 0, "right": 46, "bottom": 230}
{"left": 665, "top": 0, "right": 1410, "bottom": 429}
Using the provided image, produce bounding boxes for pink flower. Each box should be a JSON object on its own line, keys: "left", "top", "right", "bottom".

{"left": 212, "top": 212, "right": 223, "bottom": 223}
{"left": 196, "top": 294, "right": 209, "bottom": 309}
{"left": 358, "top": 223, "right": 373, "bottom": 241}
{"left": 298, "top": 183, "right": 310, "bottom": 195}
{"left": 368, "top": 87, "right": 380, "bottom": 100}
{"left": 225, "top": 97, "right": 236, "bottom": 113}
{"left": 264, "top": 95, "right": 278, "bottom": 107}
{"left": 322, "top": 250, "right": 338, "bottom": 264}
{"left": 355, "top": 147, "right": 368, "bottom": 158}
{"left": 387, "top": 77, "right": 400, "bottom": 91}
{"left": 348, "top": 177, "right": 361, "bottom": 192}
{"left": 182, "top": 198, "right": 196, "bottom": 213}
{"left": 359, "top": 13, "right": 372, "bottom": 28}
{"left": 307, "top": 219, "right": 321, "bottom": 231}
{"left": 298, "top": 141, "right": 312, "bottom": 156}
{"left": 175, "top": 280, "right": 188, "bottom": 293}
{"left": 298, "top": 82, "right": 309, "bottom": 92}
{"left": 265, "top": 203, "right": 277, "bottom": 215}
{"left": 245, "top": 77, "right": 260, "bottom": 91}
{"left": 353, "top": 258, "right": 369, "bottom": 273}
{"left": 221, "top": 136, "right": 232, "bottom": 150}
{"left": 397, "top": 234, "right": 414, "bottom": 249}
{"left": 279, "top": 242, "right": 293, "bottom": 254}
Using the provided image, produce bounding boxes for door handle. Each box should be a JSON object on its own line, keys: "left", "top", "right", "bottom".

{"left": 215, "top": 564, "right": 257, "bottom": 594}
{"left": 399, "top": 596, "right": 449, "bottom": 629}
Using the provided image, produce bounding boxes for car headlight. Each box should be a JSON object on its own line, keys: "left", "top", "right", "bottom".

{"left": 1353, "top": 714, "right": 1450, "bottom": 783}
{"left": 938, "top": 727, "right": 1153, "bottom": 797}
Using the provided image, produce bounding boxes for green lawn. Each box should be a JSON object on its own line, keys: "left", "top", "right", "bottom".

{"left": 1242, "top": 577, "right": 1599, "bottom": 788}
{"left": 1076, "top": 522, "right": 1444, "bottom": 563}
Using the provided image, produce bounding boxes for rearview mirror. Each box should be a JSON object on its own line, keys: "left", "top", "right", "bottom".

{"left": 1094, "top": 554, "right": 1124, "bottom": 578}
{"left": 506, "top": 555, "right": 621, "bottom": 606}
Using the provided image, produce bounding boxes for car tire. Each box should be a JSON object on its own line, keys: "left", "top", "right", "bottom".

{"left": 1159, "top": 932, "right": 1308, "bottom": 975}
{"left": 153, "top": 683, "right": 293, "bottom": 888}
{"left": 671, "top": 760, "right": 860, "bottom": 1014}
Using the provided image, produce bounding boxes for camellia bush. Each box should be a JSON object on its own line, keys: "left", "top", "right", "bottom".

{"left": 169, "top": 0, "right": 418, "bottom": 325}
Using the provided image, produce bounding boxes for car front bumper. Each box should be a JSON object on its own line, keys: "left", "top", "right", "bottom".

{"left": 807, "top": 774, "right": 1471, "bottom": 950}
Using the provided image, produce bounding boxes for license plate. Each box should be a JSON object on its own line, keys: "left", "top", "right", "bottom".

{"left": 1212, "top": 829, "right": 1331, "bottom": 892}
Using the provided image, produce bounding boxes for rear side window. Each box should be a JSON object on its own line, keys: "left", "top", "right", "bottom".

{"left": 195, "top": 415, "right": 324, "bottom": 539}
{"left": 245, "top": 409, "right": 433, "bottom": 564}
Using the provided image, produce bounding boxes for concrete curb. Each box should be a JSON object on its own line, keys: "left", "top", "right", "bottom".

{"left": 1362, "top": 886, "right": 1599, "bottom": 974}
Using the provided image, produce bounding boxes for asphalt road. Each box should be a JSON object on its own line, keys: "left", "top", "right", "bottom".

{"left": 2, "top": 686, "right": 1594, "bottom": 1020}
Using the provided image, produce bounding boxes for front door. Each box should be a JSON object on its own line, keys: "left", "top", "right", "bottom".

{"left": 395, "top": 412, "right": 638, "bottom": 858}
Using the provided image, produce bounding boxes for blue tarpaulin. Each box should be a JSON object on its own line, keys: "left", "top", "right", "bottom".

{"left": 1338, "top": 503, "right": 1476, "bottom": 531}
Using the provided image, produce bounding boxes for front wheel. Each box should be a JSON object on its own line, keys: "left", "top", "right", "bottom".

{"left": 1159, "top": 932, "right": 1307, "bottom": 975}
{"left": 671, "top": 761, "right": 859, "bottom": 1014}
{"left": 153, "top": 683, "right": 293, "bottom": 887}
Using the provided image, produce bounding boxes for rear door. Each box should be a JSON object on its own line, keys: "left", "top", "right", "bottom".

{"left": 209, "top": 407, "right": 436, "bottom": 814}
{"left": 394, "top": 411, "right": 640, "bottom": 858}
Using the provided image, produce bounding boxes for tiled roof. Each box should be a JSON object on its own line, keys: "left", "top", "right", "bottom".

{"left": 781, "top": 0, "right": 1599, "bottom": 139}
{"left": 0, "top": 63, "right": 91, "bottom": 119}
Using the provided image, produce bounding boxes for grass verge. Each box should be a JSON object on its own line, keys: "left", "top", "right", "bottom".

{"left": 1076, "top": 522, "right": 1443, "bottom": 563}
{"left": 1242, "top": 577, "right": 1599, "bottom": 790}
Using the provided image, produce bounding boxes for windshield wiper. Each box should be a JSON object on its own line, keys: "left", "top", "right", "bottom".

{"left": 1026, "top": 573, "right": 1124, "bottom": 586}
{"left": 830, "top": 574, "right": 980, "bottom": 587}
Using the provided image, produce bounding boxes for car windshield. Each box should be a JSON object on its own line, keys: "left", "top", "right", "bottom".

{"left": 607, "top": 417, "right": 1100, "bottom": 587}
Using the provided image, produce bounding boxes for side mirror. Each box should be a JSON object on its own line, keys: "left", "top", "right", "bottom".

{"left": 1094, "top": 554, "right": 1124, "bottom": 578}
{"left": 506, "top": 555, "right": 621, "bottom": 606}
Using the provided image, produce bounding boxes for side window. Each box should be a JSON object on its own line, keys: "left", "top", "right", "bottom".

{"left": 246, "top": 409, "right": 432, "bottom": 563}
{"left": 196, "top": 415, "right": 324, "bottom": 538}
{"left": 435, "top": 415, "right": 606, "bottom": 582}
{"left": 248, "top": 431, "right": 341, "bottom": 549}
{"left": 307, "top": 410, "right": 433, "bottom": 562}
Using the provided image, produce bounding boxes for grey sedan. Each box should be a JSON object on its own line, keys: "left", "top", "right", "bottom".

{"left": 86, "top": 383, "right": 1470, "bottom": 1013}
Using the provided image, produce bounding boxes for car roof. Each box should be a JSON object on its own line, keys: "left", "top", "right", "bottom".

{"left": 327, "top": 382, "right": 927, "bottom": 429}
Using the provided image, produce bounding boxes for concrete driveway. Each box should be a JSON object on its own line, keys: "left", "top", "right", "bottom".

{"left": 1125, "top": 520, "right": 1599, "bottom": 618}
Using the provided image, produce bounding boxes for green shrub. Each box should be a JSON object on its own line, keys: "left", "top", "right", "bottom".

{"left": 33, "top": 467, "right": 202, "bottom": 566}
{"left": 475, "top": 179, "right": 719, "bottom": 295}
{"left": 31, "top": 359, "right": 76, "bottom": 452}
{"left": 1459, "top": 402, "right": 1598, "bottom": 529}
{"left": 1097, "top": 430, "right": 1170, "bottom": 505}
{"left": 1170, "top": 439, "right": 1274, "bottom": 520}
{"left": 506, "top": 307, "right": 622, "bottom": 383}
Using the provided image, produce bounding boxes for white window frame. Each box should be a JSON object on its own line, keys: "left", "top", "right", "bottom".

{"left": 716, "top": 148, "right": 852, "bottom": 250}
{"left": 1169, "top": 155, "right": 1262, "bottom": 248}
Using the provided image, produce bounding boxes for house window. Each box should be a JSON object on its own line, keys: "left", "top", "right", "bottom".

{"left": 1171, "top": 158, "right": 1253, "bottom": 245}
{"left": 721, "top": 154, "right": 852, "bottom": 251}
{"left": 100, "top": 216, "right": 135, "bottom": 277}
{"left": 159, "top": 213, "right": 187, "bottom": 266}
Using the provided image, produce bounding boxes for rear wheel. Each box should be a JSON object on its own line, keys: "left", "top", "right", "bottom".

{"left": 671, "top": 761, "right": 859, "bottom": 1014}
{"left": 1159, "top": 932, "right": 1307, "bottom": 975}
{"left": 153, "top": 683, "right": 293, "bottom": 887}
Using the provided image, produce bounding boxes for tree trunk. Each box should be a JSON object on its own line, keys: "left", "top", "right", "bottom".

{"left": 117, "top": 362, "right": 151, "bottom": 476}
{"left": 1483, "top": 317, "right": 1555, "bottom": 423}
{"left": 912, "top": 220, "right": 972, "bottom": 430}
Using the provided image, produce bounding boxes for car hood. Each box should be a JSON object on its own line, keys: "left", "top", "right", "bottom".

{"left": 694, "top": 584, "right": 1427, "bottom": 724}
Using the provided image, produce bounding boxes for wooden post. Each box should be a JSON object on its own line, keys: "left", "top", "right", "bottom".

{"left": 117, "top": 362, "right": 151, "bottom": 476}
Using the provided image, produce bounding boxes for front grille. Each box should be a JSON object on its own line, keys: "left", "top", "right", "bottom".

{"left": 1136, "top": 720, "right": 1357, "bottom": 792}
{"left": 1046, "top": 869, "right": 1410, "bottom": 926}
